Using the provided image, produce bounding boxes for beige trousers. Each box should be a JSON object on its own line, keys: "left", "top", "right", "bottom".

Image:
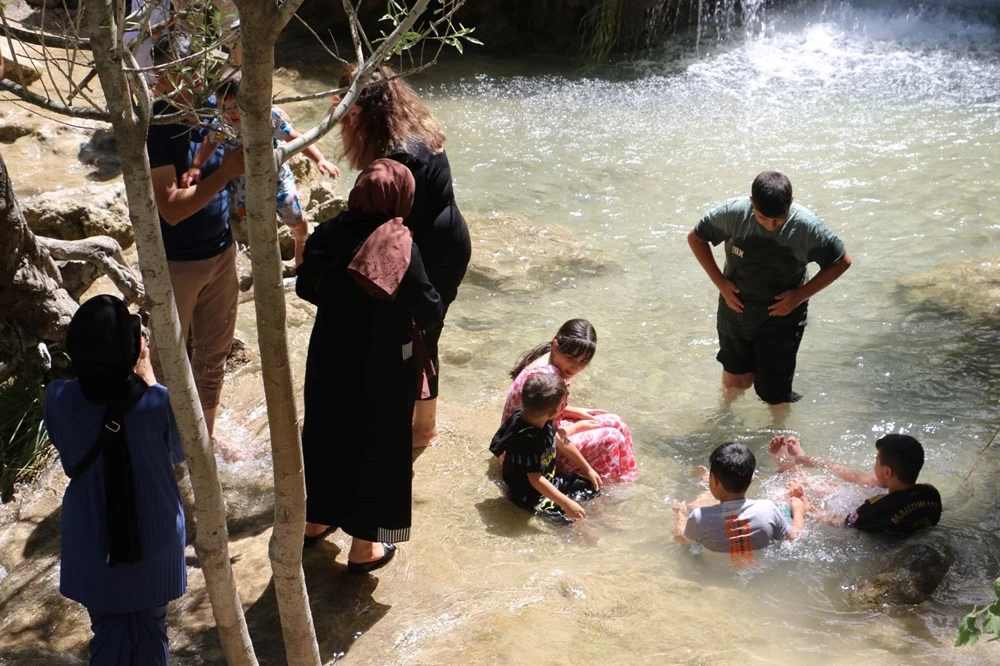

{"left": 151, "top": 243, "right": 239, "bottom": 415}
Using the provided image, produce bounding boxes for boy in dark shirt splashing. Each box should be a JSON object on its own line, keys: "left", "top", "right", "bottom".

{"left": 490, "top": 374, "right": 601, "bottom": 521}
{"left": 770, "top": 433, "right": 942, "bottom": 534}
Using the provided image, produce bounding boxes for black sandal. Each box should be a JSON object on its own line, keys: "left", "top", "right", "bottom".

{"left": 303, "top": 526, "right": 336, "bottom": 548}
{"left": 346, "top": 543, "right": 397, "bottom": 575}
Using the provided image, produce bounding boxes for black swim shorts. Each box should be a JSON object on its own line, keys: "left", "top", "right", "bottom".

{"left": 716, "top": 298, "right": 808, "bottom": 405}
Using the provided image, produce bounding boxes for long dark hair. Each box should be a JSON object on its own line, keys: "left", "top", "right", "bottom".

{"left": 509, "top": 318, "right": 597, "bottom": 379}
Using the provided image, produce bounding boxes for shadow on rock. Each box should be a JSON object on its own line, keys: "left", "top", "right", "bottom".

{"left": 22, "top": 505, "right": 61, "bottom": 559}
{"left": 848, "top": 537, "right": 956, "bottom": 607}
{"left": 236, "top": 555, "right": 391, "bottom": 665}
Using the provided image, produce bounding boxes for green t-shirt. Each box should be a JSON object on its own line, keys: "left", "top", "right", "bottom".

{"left": 693, "top": 197, "right": 846, "bottom": 305}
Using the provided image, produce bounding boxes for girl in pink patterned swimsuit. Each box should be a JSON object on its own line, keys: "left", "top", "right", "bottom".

{"left": 502, "top": 319, "right": 638, "bottom": 484}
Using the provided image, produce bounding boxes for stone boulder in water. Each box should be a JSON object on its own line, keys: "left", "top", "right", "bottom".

{"left": 21, "top": 183, "right": 134, "bottom": 249}
{"left": 849, "top": 540, "right": 956, "bottom": 607}
{"left": 899, "top": 257, "right": 1000, "bottom": 323}
{"left": 464, "top": 214, "right": 612, "bottom": 293}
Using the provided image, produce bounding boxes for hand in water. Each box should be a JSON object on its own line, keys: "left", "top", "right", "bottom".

{"left": 563, "top": 499, "right": 587, "bottom": 521}
{"left": 585, "top": 468, "right": 603, "bottom": 491}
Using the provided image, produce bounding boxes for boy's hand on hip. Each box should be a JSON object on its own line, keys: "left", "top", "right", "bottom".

{"left": 717, "top": 278, "right": 743, "bottom": 313}
{"left": 769, "top": 289, "right": 804, "bottom": 316}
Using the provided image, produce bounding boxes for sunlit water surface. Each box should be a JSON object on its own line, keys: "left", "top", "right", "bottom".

{"left": 228, "top": 2, "right": 1000, "bottom": 663}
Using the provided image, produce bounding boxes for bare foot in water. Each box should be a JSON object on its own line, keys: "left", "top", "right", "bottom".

{"left": 212, "top": 435, "right": 249, "bottom": 462}
{"left": 412, "top": 429, "right": 440, "bottom": 449}
{"left": 768, "top": 435, "right": 797, "bottom": 472}
{"left": 696, "top": 465, "right": 710, "bottom": 484}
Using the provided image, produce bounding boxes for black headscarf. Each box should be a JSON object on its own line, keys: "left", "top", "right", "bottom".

{"left": 65, "top": 295, "right": 147, "bottom": 566}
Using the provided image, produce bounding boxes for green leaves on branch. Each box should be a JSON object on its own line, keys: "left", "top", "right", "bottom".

{"left": 377, "top": 0, "right": 482, "bottom": 56}
{"left": 956, "top": 578, "right": 1000, "bottom": 647}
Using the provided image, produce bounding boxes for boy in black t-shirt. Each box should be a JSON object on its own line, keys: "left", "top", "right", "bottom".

{"left": 490, "top": 374, "right": 600, "bottom": 521}
{"left": 770, "top": 433, "right": 942, "bottom": 535}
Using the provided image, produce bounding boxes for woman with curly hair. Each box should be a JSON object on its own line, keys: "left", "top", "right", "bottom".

{"left": 335, "top": 65, "right": 472, "bottom": 449}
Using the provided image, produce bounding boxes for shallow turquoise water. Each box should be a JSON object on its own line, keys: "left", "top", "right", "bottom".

{"left": 268, "top": 2, "right": 1000, "bottom": 662}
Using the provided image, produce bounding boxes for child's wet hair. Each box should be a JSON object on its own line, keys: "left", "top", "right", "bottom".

{"left": 521, "top": 373, "right": 567, "bottom": 418}
{"left": 875, "top": 434, "right": 924, "bottom": 485}
{"left": 709, "top": 442, "right": 756, "bottom": 494}
{"left": 509, "top": 318, "right": 597, "bottom": 379}
{"left": 751, "top": 171, "right": 793, "bottom": 218}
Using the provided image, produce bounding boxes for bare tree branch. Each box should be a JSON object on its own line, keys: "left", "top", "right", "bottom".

{"left": 273, "top": 85, "right": 348, "bottom": 105}
{"left": 0, "top": 78, "right": 111, "bottom": 120}
{"left": 0, "top": 18, "right": 92, "bottom": 50}
{"left": 343, "top": 0, "right": 365, "bottom": 68}
{"left": 291, "top": 13, "right": 348, "bottom": 67}
{"left": 276, "top": 0, "right": 434, "bottom": 165}
{"left": 275, "top": 0, "right": 308, "bottom": 31}
{"left": 38, "top": 235, "right": 146, "bottom": 306}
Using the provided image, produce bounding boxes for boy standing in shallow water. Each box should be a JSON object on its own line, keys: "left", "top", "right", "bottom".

{"left": 769, "top": 433, "right": 942, "bottom": 534}
{"left": 674, "top": 442, "right": 804, "bottom": 566}
{"left": 687, "top": 171, "right": 852, "bottom": 406}
{"left": 490, "top": 373, "right": 601, "bottom": 521}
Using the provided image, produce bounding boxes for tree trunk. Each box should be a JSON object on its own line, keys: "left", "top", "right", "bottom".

{"left": 234, "top": 1, "right": 321, "bottom": 662}
{"left": 0, "top": 152, "right": 79, "bottom": 381}
{"left": 36, "top": 235, "right": 144, "bottom": 306}
{"left": 84, "top": 1, "right": 259, "bottom": 663}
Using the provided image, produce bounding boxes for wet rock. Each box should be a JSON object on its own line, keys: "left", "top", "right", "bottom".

{"left": 1, "top": 40, "right": 41, "bottom": 86}
{"left": 442, "top": 347, "right": 473, "bottom": 366}
{"left": 21, "top": 184, "right": 133, "bottom": 249}
{"left": 77, "top": 129, "right": 121, "bottom": 180}
{"left": 0, "top": 124, "right": 34, "bottom": 144}
{"left": 236, "top": 250, "right": 254, "bottom": 291}
{"left": 465, "top": 214, "right": 612, "bottom": 293}
{"left": 305, "top": 182, "right": 348, "bottom": 224}
{"left": 900, "top": 257, "right": 1000, "bottom": 323}
{"left": 849, "top": 540, "right": 956, "bottom": 607}
{"left": 225, "top": 337, "right": 258, "bottom": 373}
{"left": 278, "top": 224, "right": 295, "bottom": 261}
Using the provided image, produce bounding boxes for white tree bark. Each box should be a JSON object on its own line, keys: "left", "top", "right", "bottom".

{"left": 36, "top": 235, "right": 145, "bottom": 306}
{"left": 84, "top": 1, "right": 259, "bottom": 663}
{"left": 232, "top": 0, "right": 321, "bottom": 662}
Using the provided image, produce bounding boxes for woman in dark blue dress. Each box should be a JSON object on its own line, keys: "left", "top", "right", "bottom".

{"left": 44, "top": 295, "right": 186, "bottom": 665}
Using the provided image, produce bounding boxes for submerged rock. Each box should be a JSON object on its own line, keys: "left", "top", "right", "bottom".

{"left": 849, "top": 540, "right": 956, "bottom": 607}
{"left": 899, "top": 257, "right": 1000, "bottom": 323}
{"left": 465, "top": 214, "right": 612, "bottom": 293}
{"left": 21, "top": 184, "right": 133, "bottom": 249}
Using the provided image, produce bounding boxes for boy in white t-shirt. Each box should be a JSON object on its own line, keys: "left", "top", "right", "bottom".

{"left": 674, "top": 442, "right": 804, "bottom": 566}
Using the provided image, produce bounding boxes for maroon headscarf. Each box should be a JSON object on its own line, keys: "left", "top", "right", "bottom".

{"left": 345, "top": 159, "right": 435, "bottom": 398}
{"left": 346, "top": 159, "right": 416, "bottom": 300}
{"left": 347, "top": 158, "right": 415, "bottom": 221}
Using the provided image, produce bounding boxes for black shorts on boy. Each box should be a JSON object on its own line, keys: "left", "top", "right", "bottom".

{"left": 717, "top": 298, "right": 808, "bottom": 404}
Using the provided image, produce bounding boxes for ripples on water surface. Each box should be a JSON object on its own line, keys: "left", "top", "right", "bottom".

{"left": 266, "top": 1, "right": 1000, "bottom": 662}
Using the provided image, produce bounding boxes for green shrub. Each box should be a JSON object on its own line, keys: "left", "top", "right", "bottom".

{"left": 957, "top": 578, "right": 1000, "bottom": 647}
{"left": 0, "top": 374, "right": 52, "bottom": 502}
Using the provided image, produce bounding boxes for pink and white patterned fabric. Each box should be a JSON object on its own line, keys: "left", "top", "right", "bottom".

{"left": 502, "top": 364, "right": 638, "bottom": 483}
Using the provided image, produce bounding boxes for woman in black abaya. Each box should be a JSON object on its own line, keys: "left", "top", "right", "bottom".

{"left": 297, "top": 159, "right": 443, "bottom": 573}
